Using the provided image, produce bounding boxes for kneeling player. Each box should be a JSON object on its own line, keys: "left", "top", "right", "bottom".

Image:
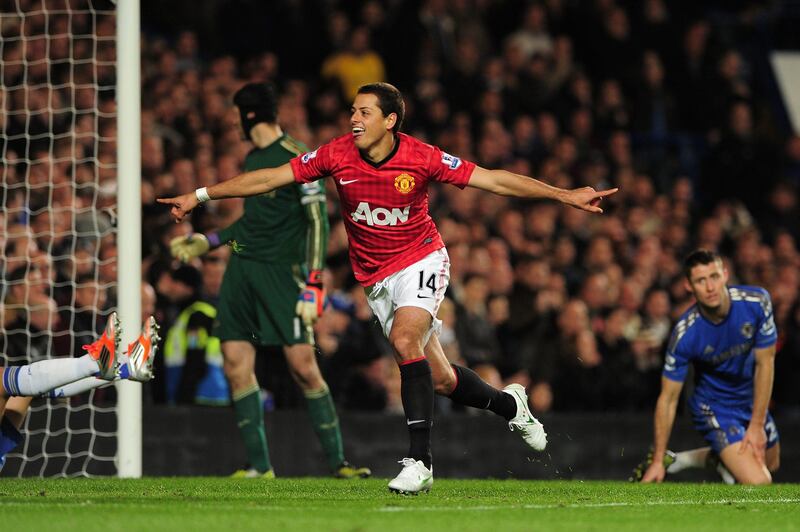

{"left": 635, "top": 250, "right": 779, "bottom": 485}
{"left": 0, "top": 313, "right": 159, "bottom": 471}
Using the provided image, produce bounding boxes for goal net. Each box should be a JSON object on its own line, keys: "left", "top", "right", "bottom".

{"left": 1, "top": 0, "right": 122, "bottom": 477}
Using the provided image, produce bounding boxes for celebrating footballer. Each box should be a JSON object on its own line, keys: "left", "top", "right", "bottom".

{"left": 160, "top": 82, "right": 618, "bottom": 494}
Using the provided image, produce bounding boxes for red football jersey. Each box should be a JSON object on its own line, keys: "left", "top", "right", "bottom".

{"left": 290, "top": 133, "right": 476, "bottom": 286}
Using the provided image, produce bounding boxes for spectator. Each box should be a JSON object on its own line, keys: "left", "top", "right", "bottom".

{"left": 321, "top": 26, "right": 386, "bottom": 101}
{"left": 7, "top": 0, "right": 800, "bottom": 417}
{"left": 160, "top": 265, "right": 229, "bottom": 406}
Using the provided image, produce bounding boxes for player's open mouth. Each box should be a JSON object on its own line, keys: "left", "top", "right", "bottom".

{"left": 352, "top": 127, "right": 365, "bottom": 138}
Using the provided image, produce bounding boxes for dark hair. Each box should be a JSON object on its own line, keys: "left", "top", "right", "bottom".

{"left": 683, "top": 249, "right": 721, "bottom": 279}
{"left": 233, "top": 82, "right": 279, "bottom": 138}
{"left": 356, "top": 82, "right": 405, "bottom": 133}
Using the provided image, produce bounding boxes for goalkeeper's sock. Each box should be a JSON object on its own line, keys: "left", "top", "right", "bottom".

{"left": 667, "top": 447, "right": 711, "bottom": 474}
{"left": 304, "top": 384, "right": 345, "bottom": 471}
{"left": 233, "top": 384, "right": 271, "bottom": 473}
{"left": 399, "top": 358, "right": 434, "bottom": 469}
{"left": 45, "top": 376, "right": 114, "bottom": 398}
{"left": 448, "top": 365, "right": 517, "bottom": 420}
{"left": 2, "top": 355, "right": 102, "bottom": 397}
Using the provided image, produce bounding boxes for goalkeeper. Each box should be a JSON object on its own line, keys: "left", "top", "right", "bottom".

{"left": 170, "top": 82, "right": 369, "bottom": 479}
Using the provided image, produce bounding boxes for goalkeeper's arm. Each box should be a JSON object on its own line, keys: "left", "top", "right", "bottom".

{"left": 295, "top": 192, "right": 329, "bottom": 326}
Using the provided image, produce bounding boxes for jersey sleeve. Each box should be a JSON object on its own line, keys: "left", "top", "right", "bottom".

{"left": 427, "top": 145, "right": 476, "bottom": 189}
{"left": 298, "top": 182, "right": 329, "bottom": 272}
{"left": 754, "top": 288, "right": 777, "bottom": 348}
{"left": 662, "top": 328, "right": 690, "bottom": 382}
{"left": 290, "top": 142, "right": 335, "bottom": 184}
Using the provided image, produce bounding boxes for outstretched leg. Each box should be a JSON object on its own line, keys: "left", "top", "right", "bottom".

{"left": 425, "top": 334, "right": 547, "bottom": 451}
{"left": 0, "top": 315, "right": 160, "bottom": 471}
{"left": 425, "top": 335, "right": 516, "bottom": 418}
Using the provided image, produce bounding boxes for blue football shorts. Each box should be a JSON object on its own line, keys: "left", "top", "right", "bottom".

{"left": 0, "top": 416, "right": 23, "bottom": 471}
{"left": 689, "top": 396, "right": 779, "bottom": 454}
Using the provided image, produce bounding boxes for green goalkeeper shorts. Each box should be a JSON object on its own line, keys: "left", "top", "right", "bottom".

{"left": 214, "top": 256, "right": 314, "bottom": 346}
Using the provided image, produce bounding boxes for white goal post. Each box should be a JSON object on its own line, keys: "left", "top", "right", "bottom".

{"left": 0, "top": 0, "right": 141, "bottom": 477}
{"left": 115, "top": 0, "right": 142, "bottom": 478}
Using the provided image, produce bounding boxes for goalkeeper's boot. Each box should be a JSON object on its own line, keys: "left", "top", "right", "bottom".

{"left": 83, "top": 312, "right": 121, "bottom": 381}
{"left": 231, "top": 468, "right": 275, "bottom": 479}
{"left": 388, "top": 458, "right": 433, "bottom": 495}
{"left": 503, "top": 383, "right": 547, "bottom": 451}
{"left": 334, "top": 460, "right": 372, "bottom": 479}
{"left": 629, "top": 447, "right": 676, "bottom": 482}
{"left": 125, "top": 316, "right": 161, "bottom": 382}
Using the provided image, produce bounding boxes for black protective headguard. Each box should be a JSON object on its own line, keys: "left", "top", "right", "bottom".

{"left": 233, "top": 82, "right": 278, "bottom": 140}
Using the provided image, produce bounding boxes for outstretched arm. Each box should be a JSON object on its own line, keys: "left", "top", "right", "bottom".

{"left": 466, "top": 166, "right": 618, "bottom": 213}
{"left": 642, "top": 377, "right": 684, "bottom": 483}
{"left": 157, "top": 162, "right": 296, "bottom": 222}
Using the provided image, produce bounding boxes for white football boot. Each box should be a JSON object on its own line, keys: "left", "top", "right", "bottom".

{"left": 503, "top": 383, "right": 547, "bottom": 451}
{"left": 388, "top": 458, "right": 433, "bottom": 494}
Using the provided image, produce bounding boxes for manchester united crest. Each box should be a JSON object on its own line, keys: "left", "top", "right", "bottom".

{"left": 394, "top": 173, "right": 415, "bottom": 194}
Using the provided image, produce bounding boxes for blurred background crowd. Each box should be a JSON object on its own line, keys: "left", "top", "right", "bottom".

{"left": 2, "top": 0, "right": 800, "bottom": 416}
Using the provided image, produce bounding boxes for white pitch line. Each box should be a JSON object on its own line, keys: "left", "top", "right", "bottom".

{"left": 376, "top": 498, "right": 800, "bottom": 512}
{"left": 1, "top": 498, "right": 799, "bottom": 513}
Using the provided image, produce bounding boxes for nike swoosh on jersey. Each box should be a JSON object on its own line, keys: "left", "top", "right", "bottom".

{"left": 417, "top": 295, "right": 433, "bottom": 299}
{"left": 407, "top": 419, "right": 427, "bottom": 425}
{"left": 339, "top": 178, "right": 359, "bottom": 185}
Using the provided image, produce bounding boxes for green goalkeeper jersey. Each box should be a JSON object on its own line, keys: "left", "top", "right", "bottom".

{"left": 217, "top": 134, "right": 328, "bottom": 267}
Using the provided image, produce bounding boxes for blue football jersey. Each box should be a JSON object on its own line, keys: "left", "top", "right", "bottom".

{"left": 663, "top": 285, "right": 777, "bottom": 406}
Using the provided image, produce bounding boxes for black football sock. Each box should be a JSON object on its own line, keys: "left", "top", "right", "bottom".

{"left": 399, "top": 358, "right": 434, "bottom": 469}
{"left": 448, "top": 364, "right": 517, "bottom": 420}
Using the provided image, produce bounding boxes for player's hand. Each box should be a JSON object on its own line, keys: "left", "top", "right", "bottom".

{"left": 740, "top": 424, "right": 767, "bottom": 464}
{"left": 641, "top": 461, "right": 666, "bottom": 483}
{"left": 296, "top": 269, "right": 325, "bottom": 326}
{"left": 564, "top": 187, "right": 619, "bottom": 213}
{"left": 157, "top": 192, "right": 199, "bottom": 223}
{"left": 170, "top": 234, "right": 210, "bottom": 263}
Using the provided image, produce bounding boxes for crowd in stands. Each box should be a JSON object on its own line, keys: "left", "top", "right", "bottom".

{"left": 2, "top": 0, "right": 800, "bottom": 416}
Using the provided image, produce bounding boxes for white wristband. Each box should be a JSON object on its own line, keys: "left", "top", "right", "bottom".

{"left": 195, "top": 187, "right": 211, "bottom": 202}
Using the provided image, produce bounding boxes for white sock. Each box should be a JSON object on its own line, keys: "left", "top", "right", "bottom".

{"left": 667, "top": 447, "right": 709, "bottom": 474}
{"left": 44, "top": 376, "right": 115, "bottom": 398}
{"left": 716, "top": 461, "right": 736, "bottom": 484}
{"left": 3, "top": 355, "right": 100, "bottom": 396}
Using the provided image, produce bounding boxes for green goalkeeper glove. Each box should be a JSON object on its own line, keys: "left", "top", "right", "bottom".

{"left": 170, "top": 233, "right": 211, "bottom": 263}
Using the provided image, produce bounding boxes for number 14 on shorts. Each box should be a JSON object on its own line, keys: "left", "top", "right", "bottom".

{"left": 418, "top": 271, "right": 436, "bottom": 299}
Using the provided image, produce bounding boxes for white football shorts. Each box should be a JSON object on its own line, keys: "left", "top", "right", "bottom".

{"left": 366, "top": 248, "right": 450, "bottom": 345}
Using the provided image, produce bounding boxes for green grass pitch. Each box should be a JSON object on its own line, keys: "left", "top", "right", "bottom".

{"left": 2, "top": 478, "right": 799, "bottom": 531}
